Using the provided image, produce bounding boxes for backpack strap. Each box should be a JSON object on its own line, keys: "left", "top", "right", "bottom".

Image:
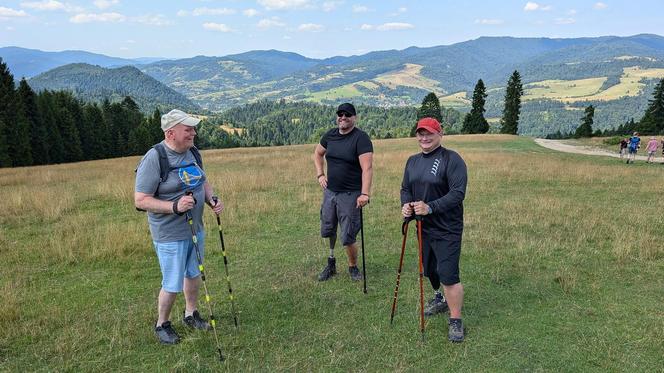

{"left": 153, "top": 143, "right": 171, "bottom": 197}
{"left": 190, "top": 146, "right": 203, "bottom": 170}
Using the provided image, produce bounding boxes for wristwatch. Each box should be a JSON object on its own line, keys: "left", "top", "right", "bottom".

{"left": 427, "top": 205, "right": 433, "bottom": 214}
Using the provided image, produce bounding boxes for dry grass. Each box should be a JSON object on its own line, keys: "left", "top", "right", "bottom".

{"left": 1, "top": 134, "right": 663, "bottom": 371}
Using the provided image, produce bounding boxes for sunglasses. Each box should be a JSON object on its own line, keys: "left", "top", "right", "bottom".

{"left": 337, "top": 112, "right": 354, "bottom": 118}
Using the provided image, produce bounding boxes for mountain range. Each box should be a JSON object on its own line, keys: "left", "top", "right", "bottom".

{"left": 3, "top": 34, "right": 664, "bottom": 135}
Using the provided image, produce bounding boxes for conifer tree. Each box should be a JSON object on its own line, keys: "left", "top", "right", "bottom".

{"left": 575, "top": 105, "right": 595, "bottom": 138}
{"left": 0, "top": 58, "right": 15, "bottom": 167}
{"left": 461, "top": 79, "right": 489, "bottom": 134}
{"left": 638, "top": 78, "right": 664, "bottom": 134}
{"left": 17, "top": 79, "right": 48, "bottom": 165}
{"left": 500, "top": 70, "right": 524, "bottom": 135}
{"left": 412, "top": 92, "right": 443, "bottom": 136}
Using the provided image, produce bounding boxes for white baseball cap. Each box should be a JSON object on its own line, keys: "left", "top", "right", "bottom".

{"left": 161, "top": 109, "right": 201, "bottom": 131}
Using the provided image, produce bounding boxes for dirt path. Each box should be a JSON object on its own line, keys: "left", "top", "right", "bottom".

{"left": 534, "top": 138, "right": 664, "bottom": 163}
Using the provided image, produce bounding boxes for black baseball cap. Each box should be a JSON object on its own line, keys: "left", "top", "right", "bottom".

{"left": 336, "top": 103, "right": 356, "bottom": 116}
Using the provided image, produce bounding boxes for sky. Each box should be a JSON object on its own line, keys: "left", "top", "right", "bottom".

{"left": 1, "top": 0, "right": 663, "bottom": 59}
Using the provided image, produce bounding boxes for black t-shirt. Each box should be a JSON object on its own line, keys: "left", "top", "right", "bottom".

{"left": 400, "top": 146, "right": 467, "bottom": 240}
{"left": 320, "top": 127, "right": 373, "bottom": 192}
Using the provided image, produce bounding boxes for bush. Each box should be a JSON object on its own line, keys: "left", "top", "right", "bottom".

{"left": 603, "top": 136, "right": 622, "bottom": 145}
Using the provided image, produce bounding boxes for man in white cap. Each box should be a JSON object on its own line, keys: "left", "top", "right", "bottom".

{"left": 134, "top": 109, "right": 224, "bottom": 345}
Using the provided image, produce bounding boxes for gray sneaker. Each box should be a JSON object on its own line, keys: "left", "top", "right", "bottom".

{"left": 348, "top": 266, "right": 362, "bottom": 281}
{"left": 183, "top": 310, "right": 211, "bottom": 331}
{"left": 448, "top": 318, "right": 465, "bottom": 343}
{"left": 318, "top": 257, "right": 337, "bottom": 281}
{"left": 155, "top": 321, "right": 180, "bottom": 345}
{"left": 424, "top": 296, "right": 449, "bottom": 317}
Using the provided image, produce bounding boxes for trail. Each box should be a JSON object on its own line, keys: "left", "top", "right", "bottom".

{"left": 534, "top": 138, "right": 664, "bottom": 163}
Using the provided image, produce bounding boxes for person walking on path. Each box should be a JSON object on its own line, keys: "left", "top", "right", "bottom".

{"left": 646, "top": 136, "right": 659, "bottom": 163}
{"left": 314, "top": 103, "right": 373, "bottom": 282}
{"left": 135, "top": 109, "right": 224, "bottom": 345}
{"left": 627, "top": 132, "right": 641, "bottom": 164}
{"left": 619, "top": 138, "right": 628, "bottom": 159}
{"left": 400, "top": 117, "right": 468, "bottom": 342}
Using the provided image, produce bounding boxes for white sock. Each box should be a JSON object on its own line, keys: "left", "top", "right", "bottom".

{"left": 185, "top": 309, "right": 195, "bottom": 318}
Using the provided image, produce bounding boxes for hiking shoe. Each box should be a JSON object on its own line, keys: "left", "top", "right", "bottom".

{"left": 348, "top": 266, "right": 362, "bottom": 281}
{"left": 318, "top": 257, "right": 337, "bottom": 281}
{"left": 155, "top": 321, "right": 180, "bottom": 345}
{"left": 183, "top": 310, "right": 211, "bottom": 331}
{"left": 448, "top": 318, "right": 465, "bottom": 343}
{"left": 424, "top": 296, "right": 449, "bottom": 317}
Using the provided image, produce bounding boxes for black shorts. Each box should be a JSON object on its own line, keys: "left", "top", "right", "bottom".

{"left": 422, "top": 236, "right": 461, "bottom": 286}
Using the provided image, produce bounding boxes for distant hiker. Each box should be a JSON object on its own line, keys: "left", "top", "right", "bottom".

{"left": 134, "top": 109, "right": 224, "bottom": 345}
{"left": 646, "top": 136, "right": 659, "bottom": 163}
{"left": 314, "top": 102, "right": 373, "bottom": 282}
{"left": 619, "top": 138, "right": 628, "bottom": 159}
{"left": 661, "top": 138, "right": 664, "bottom": 158}
{"left": 400, "top": 117, "right": 468, "bottom": 342}
{"left": 627, "top": 132, "right": 641, "bottom": 164}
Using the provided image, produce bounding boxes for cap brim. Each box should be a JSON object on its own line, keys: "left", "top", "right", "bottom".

{"left": 180, "top": 117, "right": 201, "bottom": 126}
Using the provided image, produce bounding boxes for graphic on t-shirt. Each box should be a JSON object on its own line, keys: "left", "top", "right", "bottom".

{"left": 178, "top": 164, "right": 203, "bottom": 188}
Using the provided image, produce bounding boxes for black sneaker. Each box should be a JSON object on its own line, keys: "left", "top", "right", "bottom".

{"left": 318, "top": 257, "right": 337, "bottom": 281}
{"left": 424, "top": 296, "right": 449, "bottom": 317}
{"left": 348, "top": 266, "right": 362, "bottom": 281}
{"left": 155, "top": 321, "right": 180, "bottom": 345}
{"left": 183, "top": 310, "right": 211, "bottom": 331}
{"left": 448, "top": 318, "right": 465, "bottom": 343}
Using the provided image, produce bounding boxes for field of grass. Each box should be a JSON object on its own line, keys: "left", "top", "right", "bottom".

{"left": 1, "top": 135, "right": 663, "bottom": 371}
{"left": 521, "top": 67, "right": 664, "bottom": 104}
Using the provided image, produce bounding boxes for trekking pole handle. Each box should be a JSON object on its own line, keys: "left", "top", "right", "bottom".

{"left": 211, "top": 196, "right": 221, "bottom": 221}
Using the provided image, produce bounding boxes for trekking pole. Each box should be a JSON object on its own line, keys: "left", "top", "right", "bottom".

{"left": 185, "top": 192, "right": 225, "bottom": 362}
{"left": 212, "top": 196, "right": 239, "bottom": 328}
{"left": 360, "top": 207, "right": 367, "bottom": 294}
{"left": 390, "top": 218, "right": 410, "bottom": 324}
{"left": 416, "top": 217, "right": 425, "bottom": 341}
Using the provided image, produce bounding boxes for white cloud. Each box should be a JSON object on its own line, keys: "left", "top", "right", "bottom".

{"left": 176, "top": 10, "right": 188, "bottom": 17}
{"left": 376, "top": 22, "right": 413, "bottom": 31}
{"left": 283, "top": 35, "right": 291, "bottom": 39}
{"left": 192, "top": 7, "right": 236, "bottom": 16}
{"left": 594, "top": 2, "right": 607, "bottom": 9}
{"left": 20, "top": 0, "right": 64, "bottom": 11}
{"left": 360, "top": 23, "right": 373, "bottom": 30}
{"left": 257, "top": 17, "right": 286, "bottom": 29}
{"left": 203, "top": 22, "right": 233, "bottom": 32}
{"left": 298, "top": 23, "right": 323, "bottom": 32}
{"left": 69, "top": 12, "right": 125, "bottom": 23}
{"left": 524, "top": 2, "right": 551, "bottom": 11}
{"left": 243, "top": 8, "right": 258, "bottom": 17}
{"left": 352, "top": 5, "right": 370, "bottom": 12}
{"left": 475, "top": 18, "right": 504, "bottom": 25}
{"left": 322, "top": 1, "right": 343, "bottom": 12}
{"left": 93, "top": 0, "right": 119, "bottom": 10}
{"left": 134, "top": 14, "right": 171, "bottom": 26}
{"left": 6, "top": 25, "right": 16, "bottom": 30}
{"left": 0, "top": 6, "right": 28, "bottom": 17}
{"left": 126, "top": 39, "right": 136, "bottom": 43}
{"left": 568, "top": 9, "right": 577, "bottom": 15}
{"left": 257, "top": 0, "right": 310, "bottom": 10}
{"left": 554, "top": 17, "right": 575, "bottom": 24}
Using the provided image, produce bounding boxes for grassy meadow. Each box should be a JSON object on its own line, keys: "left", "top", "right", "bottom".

{"left": 1, "top": 135, "right": 663, "bottom": 371}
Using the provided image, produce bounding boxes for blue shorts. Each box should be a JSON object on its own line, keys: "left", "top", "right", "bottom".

{"left": 153, "top": 231, "right": 205, "bottom": 293}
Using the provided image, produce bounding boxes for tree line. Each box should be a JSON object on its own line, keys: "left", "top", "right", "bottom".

{"left": 0, "top": 58, "right": 164, "bottom": 167}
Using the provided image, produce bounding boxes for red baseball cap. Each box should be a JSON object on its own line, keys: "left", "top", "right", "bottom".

{"left": 416, "top": 117, "right": 442, "bottom": 134}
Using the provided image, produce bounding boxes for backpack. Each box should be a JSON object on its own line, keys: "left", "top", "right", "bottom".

{"left": 135, "top": 143, "right": 203, "bottom": 211}
{"left": 152, "top": 143, "right": 203, "bottom": 197}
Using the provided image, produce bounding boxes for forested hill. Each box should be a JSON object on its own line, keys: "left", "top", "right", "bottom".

{"left": 197, "top": 100, "right": 460, "bottom": 149}
{"left": 28, "top": 63, "right": 198, "bottom": 113}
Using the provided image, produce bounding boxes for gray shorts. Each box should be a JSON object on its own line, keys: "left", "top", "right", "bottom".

{"left": 320, "top": 189, "right": 361, "bottom": 246}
